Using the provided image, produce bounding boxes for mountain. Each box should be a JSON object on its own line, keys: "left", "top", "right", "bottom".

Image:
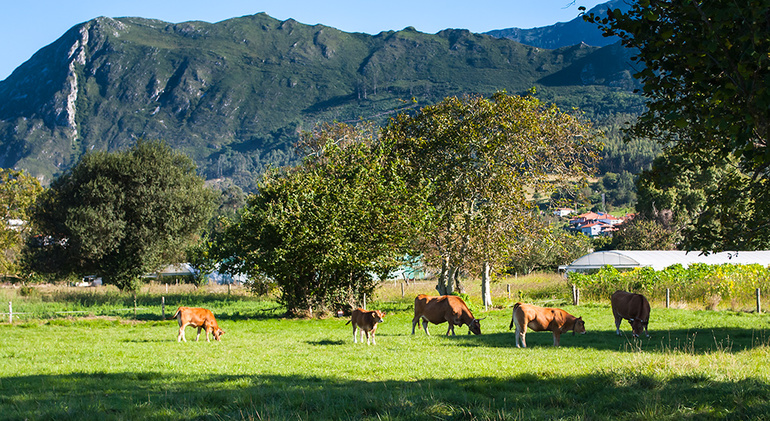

{"left": 485, "top": 0, "right": 631, "bottom": 49}
{"left": 0, "top": 11, "right": 642, "bottom": 191}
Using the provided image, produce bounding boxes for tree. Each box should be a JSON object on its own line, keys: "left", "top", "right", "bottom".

{"left": 636, "top": 151, "right": 751, "bottom": 250}
{"left": 610, "top": 212, "right": 681, "bottom": 251}
{"left": 383, "top": 92, "right": 600, "bottom": 307}
{"left": 0, "top": 169, "right": 43, "bottom": 277}
{"left": 30, "top": 140, "right": 215, "bottom": 291}
{"left": 508, "top": 224, "right": 594, "bottom": 275}
{"left": 219, "top": 122, "right": 427, "bottom": 316}
{"left": 584, "top": 0, "right": 770, "bottom": 250}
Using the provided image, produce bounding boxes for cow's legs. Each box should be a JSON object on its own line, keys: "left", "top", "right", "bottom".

{"left": 353, "top": 325, "right": 358, "bottom": 343}
{"left": 371, "top": 330, "right": 376, "bottom": 345}
{"left": 614, "top": 314, "right": 622, "bottom": 335}
{"left": 552, "top": 331, "right": 561, "bottom": 347}
{"left": 421, "top": 317, "right": 430, "bottom": 335}
{"left": 178, "top": 324, "right": 187, "bottom": 342}
{"left": 514, "top": 324, "right": 527, "bottom": 348}
{"left": 446, "top": 323, "right": 456, "bottom": 336}
{"left": 196, "top": 326, "right": 203, "bottom": 342}
{"left": 411, "top": 316, "right": 420, "bottom": 334}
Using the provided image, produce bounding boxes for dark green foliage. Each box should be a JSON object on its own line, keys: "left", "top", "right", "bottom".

{"left": 0, "top": 13, "right": 651, "bottom": 191}
{"left": 218, "top": 123, "right": 427, "bottom": 316}
{"left": 585, "top": 0, "right": 770, "bottom": 250}
{"left": 636, "top": 150, "right": 754, "bottom": 251}
{"left": 29, "top": 140, "right": 215, "bottom": 291}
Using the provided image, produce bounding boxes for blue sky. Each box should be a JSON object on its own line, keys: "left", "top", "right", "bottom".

{"left": 0, "top": 0, "right": 605, "bottom": 80}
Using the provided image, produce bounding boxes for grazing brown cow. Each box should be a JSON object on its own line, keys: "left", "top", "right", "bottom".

{"left": 412, "top": 294, "right": 482, "bottom": 336}
{"left": 611, "top": 290, "right": 650, "bottom": 338}
{"left": 174, "top": 306, "right": 225, "bottom": 342}
{"left": 345, "top": 308, "right": 386, "bottom": 345}
{"left": 509, "top": 302, "right": 585, "bottom": 347}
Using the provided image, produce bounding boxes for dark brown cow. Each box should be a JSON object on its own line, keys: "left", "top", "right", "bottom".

{"left": 509, "top": 302, "right": 585, "bottom": 347}
{"left": 174, "top": 306, "right": 225, "bottom": 342}
{"left": 345, "top": 308, "right": 385, "bottom": 345}
{"left": 412, "top": 294, "right": 482, "bottom": 336}
{"left": 611, "top": 290, "right": 650, "bottom": 338}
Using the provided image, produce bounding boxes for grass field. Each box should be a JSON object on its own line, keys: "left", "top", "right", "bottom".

{"left": 1, "top": 278, "right": 770, "bottom": 420}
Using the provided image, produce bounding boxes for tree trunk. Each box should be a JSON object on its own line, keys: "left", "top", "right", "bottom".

{"left": 454, "top": 268, "right": 465, "bottom": 294}
{"left": 436, "top": 255, "right": 449, "bottom": 295}
{"left": 481, "top": 261, "right": 493, "bottom": 310}
{"left": 446, "top": 265, "right": 456, "bottom": 295}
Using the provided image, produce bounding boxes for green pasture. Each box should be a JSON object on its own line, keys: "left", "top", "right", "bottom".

{"left": 1, "top": 283, "right": 770, "bottom": 420}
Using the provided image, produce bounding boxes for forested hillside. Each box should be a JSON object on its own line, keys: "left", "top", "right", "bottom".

{"left": 0, "top": 9, "right": 653, "bottom": 192}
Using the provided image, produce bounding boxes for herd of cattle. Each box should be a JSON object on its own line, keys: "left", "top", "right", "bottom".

{"left": 173, "top": 289, "right": 651, "bottom": 347}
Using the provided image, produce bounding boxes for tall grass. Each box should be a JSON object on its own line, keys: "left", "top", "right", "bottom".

{"left": 2, "top": 279, "right": 770, "bottom": 420}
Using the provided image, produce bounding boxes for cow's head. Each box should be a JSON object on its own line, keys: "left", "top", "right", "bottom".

{"left": 573, "top": 317, "right": 586, "bottom": 335}
{"left": 213, "top": 328, "right": 225, "bottom": 341}
{"left": 629, "top": 318, "right": 645, "bottom": 337}
{"left": 373, "top": 310, "right": 386, "bottom": 324}
{"left": 468, "top": 317, "right": 483, "bottom": 335}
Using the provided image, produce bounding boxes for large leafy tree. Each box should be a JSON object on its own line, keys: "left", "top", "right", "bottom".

{"left": 383, "top": 92, "right": 600, "bottom": 307}
{"left": 0, "top": 169, "right": 43, "bottom": 277}
{"left": 30, "top": 140, "right": 215, "bottom": 291}
{"left": 219, "top": 123, "right": 427, "bottom": 316}
{"left": 585, "top": 0, "right": 770, "bottom": 250}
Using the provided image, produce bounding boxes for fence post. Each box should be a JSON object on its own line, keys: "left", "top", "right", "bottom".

{"left": 757, "top": 288, "right": 762, "bottom": 314}
{"left": 666, "top": 288, "right": 670, "bottom": 309}
{"left": 572, "top": 284, "right": 577, "bottom": 306}
{"left": 507, "top": 284, "right": 511, "bottom": 299}
{"left": 8, "top": 301, "right": 11, "bottom": 324}
{"left": 401, "top": 282, "right": 405, "bottom": 298}
{"left": 576, "top": 287, "right": 580, "bottom": 306}
{"left": 161, "top": 296, "right": 166, "bottom": 319}
{"left": 363, "top": 294, "right": 367, "bottom": 310}
{"left": 133, "top": 293, "right": 137, "bottom": 319}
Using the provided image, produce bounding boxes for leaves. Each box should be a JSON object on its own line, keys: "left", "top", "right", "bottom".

{"left": 221, "top": 122, "right": 428, "bottom": 315}
{"left": 30, "top": 140, "right": 215, "bottom": 291}
{"left": 585, "top": 0, "right": 770, "bottom": 251}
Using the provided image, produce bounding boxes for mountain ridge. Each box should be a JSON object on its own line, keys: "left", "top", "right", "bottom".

{"left": 0, "top": 6, "right": 642, "bottom": 191}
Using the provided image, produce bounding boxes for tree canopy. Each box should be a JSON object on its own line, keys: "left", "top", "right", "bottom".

{"left": 30, "top": 140, "right": 215, "bottom": 291}
{"left": 0, "top": 169, "right": 43, "bottom": 277}
{"left": 218, "top": 122, "right": 428, "bottom": 316}
{"left": 383, "top": 92, "right": 600, "bottom": 306}
{"left": 585, "top": 0, "right": 770, "bottom": 250}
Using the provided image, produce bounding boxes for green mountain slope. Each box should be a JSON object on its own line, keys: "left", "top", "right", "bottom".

{"left": 0, "top": 13, "right": 643, "bottom": 190}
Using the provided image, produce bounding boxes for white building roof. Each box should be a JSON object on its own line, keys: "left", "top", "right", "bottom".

{"left": 562, "top": 250, "right": 770, "bottom": 272}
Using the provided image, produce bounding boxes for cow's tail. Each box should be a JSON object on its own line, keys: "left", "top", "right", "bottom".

{"left": 345, "top": 319, "right": 351, "bottom": 325}
{"left": 509, "top": 303, "right": 522, "bottom": 330}
{"left": 172, "top": 307, "right": 181, "bottom": 320}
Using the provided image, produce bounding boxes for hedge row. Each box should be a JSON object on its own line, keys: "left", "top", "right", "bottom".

{"left": 568, "top": 264, "right": 770, "bottom": 308}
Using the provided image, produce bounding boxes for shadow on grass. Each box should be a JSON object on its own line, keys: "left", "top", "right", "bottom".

{"left": 440, "top": 327, "right": 770, "bottom": 354}
{"left": 1, "top": 371, "right": 768, "bottom": 420}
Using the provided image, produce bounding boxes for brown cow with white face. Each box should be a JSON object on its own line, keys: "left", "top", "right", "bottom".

{"left": 174, "top": 306, "right": 225, "bottom": 342}
{"left": 611, "top": 290, "right": 650, "bottom": 338}
{"left": 346, "top": 308, "right": 385, "bottom": 345}
{"left": 412, "top": 294, "right": 482, "bottom": 336}
{"left": 509, "top": 302, "right": 585, "bottom": 347}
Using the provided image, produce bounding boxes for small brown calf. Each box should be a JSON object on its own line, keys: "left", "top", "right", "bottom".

{"left": 174, "top": 306, "right": 225, "bottom": 342}
{"left": 346, "top": 308, "right": 385, "bottom": 345}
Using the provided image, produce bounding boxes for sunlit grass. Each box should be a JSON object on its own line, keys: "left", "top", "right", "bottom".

{"left": 1, "top": 280, "right": 770, "bottom": 419}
